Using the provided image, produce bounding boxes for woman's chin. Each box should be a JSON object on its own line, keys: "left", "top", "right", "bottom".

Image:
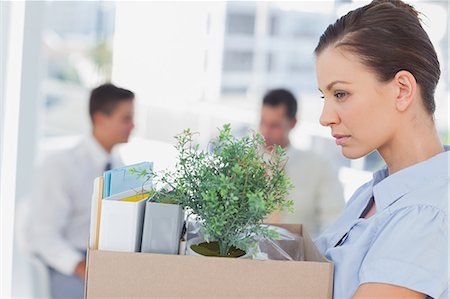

{"left": 341, "top": 146, "right": 368, "bottom": 160}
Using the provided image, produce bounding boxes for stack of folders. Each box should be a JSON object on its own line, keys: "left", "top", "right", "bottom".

{"left": 89, "top": 162, "right": 153, "bottom": 252}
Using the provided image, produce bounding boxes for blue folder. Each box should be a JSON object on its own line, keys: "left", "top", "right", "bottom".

{"left": 102, "top": 162, "right": 153, "bottom": 198}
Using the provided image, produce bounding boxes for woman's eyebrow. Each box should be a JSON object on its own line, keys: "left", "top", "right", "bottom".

{"left": 326, "top": 80, "right": 351, "bottom": 91}
{"left": 318, "top": 80, "right": 351, "bottom": 93}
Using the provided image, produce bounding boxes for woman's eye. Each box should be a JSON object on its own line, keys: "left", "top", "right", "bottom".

{"left": 334, "top": 91, "right": 347, "bottom": 100}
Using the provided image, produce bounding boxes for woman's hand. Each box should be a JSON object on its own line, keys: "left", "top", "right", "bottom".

{"left": 353, "top": 283, "right": 426, "bottom": 299}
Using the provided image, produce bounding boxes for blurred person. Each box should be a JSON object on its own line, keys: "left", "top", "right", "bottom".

{"left": 27, "top": 83, "right": 135, "bottom": 298}
{"left": 314, "top": 0, "right": 447, "bottom": 298}
{"left": 260, "top": 88, "right": 345, "bottom": 237}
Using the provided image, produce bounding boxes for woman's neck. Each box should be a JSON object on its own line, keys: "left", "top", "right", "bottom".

{"left": 379, "top": 123, "right": 443, "bottom": 175}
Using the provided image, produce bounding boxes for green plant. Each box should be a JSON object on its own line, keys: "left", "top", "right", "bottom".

{"left": 139, "top": 124, "right": 293, "bottom": 257}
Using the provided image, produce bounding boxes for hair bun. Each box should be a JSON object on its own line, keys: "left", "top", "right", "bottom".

{"left": 372, "top": 0, "right": 419, "bottom": 18}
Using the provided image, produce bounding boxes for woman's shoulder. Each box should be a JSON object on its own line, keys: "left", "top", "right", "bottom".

{"left": 375, "top": 201, "right": 448, "bottom": 243}
{"left": 389, "top": 178, "right": 448, "bottom": 219}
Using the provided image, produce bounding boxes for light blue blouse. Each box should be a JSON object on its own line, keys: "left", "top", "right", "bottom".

{"left": 314, "top": 147, "right": 449, "bottom": 299}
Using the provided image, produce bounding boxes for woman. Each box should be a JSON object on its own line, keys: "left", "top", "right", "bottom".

{"left": 313, "top": 0, "right": 448, "bottom": 298}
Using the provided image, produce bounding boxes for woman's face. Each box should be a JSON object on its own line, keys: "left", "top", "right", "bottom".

{"left": 316, "top": 46, "right": 398, "bottom": 159}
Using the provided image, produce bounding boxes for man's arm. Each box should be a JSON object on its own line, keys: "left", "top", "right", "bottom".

{"left": 27, "top": 156, "right": 84, "bottom": 276}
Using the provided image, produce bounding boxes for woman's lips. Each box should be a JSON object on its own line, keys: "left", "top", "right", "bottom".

{"left": 333, "top": 134, "right": 351, "bottom": 146}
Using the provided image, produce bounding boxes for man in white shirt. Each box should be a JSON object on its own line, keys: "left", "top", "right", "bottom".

{"left": 27, "top": 83, "right": 135, "bottom": 298}
{"left": 260, "top": 89, "right": 344, "bottom": 237}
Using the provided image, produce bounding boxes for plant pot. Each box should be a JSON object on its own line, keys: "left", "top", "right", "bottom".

{"left": 141, "top": 202, "right": 184, "bottom": 254}
{"left": 186, "top": 237, "right": 252, "bottom": 259}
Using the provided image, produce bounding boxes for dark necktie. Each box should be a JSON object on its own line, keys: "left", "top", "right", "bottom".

{"left": 104, "top": 161, "right": 112, "bottom": 172}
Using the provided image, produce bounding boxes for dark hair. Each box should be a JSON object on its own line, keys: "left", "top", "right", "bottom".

{"left": 262, "top": 89, "right": 298, "bottom": 119}
{"left": 314, "top": 0, "right": 440, "bottom": 114}
{"left": 89, "top": 83, "right": 134, "bottom": 121}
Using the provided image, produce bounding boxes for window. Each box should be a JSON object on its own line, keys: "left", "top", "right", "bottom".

{"left": 222, "top": 50, "right": 254, "bottom": 72}
{"left": 42, "top": 1, "right": 115, "bottom": 137}
{"left": 269, "top": 15, "right": 279, "bottom": 36}
{"left": 266, "top": 52, "right": 274, "bottom": 72}
{"left": 292, "top": 14, "right": 328, "bottom": 38}
{"left": 221, "top": 85, "right": 248, "bottom": 95}
{"left": 226, "top": 13, "right": 255, "bottom": 35}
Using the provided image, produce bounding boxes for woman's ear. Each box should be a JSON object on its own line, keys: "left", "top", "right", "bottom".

{"left": 393, "top": 70, "right": 417, "bottom": 112}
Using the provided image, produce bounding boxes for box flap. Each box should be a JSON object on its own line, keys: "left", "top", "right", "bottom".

{"left": 268, "top": 223, "right": 330, "bottom": 263}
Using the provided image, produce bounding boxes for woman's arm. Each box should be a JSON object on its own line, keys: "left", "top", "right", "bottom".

{"left": 353, "top": 283, "right": 426, "bottom": 299}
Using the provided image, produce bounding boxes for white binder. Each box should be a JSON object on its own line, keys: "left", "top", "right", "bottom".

{"left": 97, "top": 184, "right": 152, "bottom": 252}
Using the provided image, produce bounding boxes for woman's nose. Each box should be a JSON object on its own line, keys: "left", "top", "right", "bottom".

{"left": 319, "top": 100, "right": 339, "bottom": 127}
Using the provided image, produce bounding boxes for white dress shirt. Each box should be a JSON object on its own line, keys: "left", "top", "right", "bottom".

{"left": 27, "top": 135, "right": 122, "bottom": 275}
{"left": 268, "top": 145, "right": 345, "bottom": 237}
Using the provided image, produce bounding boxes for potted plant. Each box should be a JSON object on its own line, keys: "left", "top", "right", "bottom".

{"left": 139, "top": 124, "right": 293, "bottom": 258}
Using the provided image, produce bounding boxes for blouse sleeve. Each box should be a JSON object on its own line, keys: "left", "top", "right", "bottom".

{"left": 358, "top": 205, "right": 448, "bottom": 299}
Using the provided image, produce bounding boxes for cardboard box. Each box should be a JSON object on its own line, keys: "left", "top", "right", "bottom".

{"left": 85, "top": 224, "right": 333, "bottom": 298}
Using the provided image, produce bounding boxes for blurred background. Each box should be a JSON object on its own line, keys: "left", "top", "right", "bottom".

{"left": 1, "top": 1, "right": 448, "bottom": 297}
